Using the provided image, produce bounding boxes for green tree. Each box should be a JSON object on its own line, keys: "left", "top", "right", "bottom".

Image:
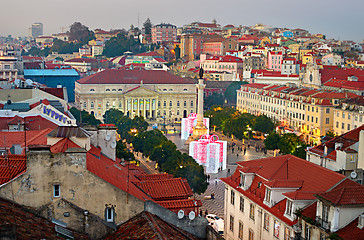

{"left": 278, "top": 133, "right": 307, "bottom": 159}
{"left": 143, "top": 18, "right": 152, "bottom": 35}
{"left": 253, "top": 115, "right": 275, "bottom": 134}
{"left": 224, "top": 81, "right": 248, "bottom": 105}
{"left": 204, "top": 93, "right": 225, "bottom": 109}
{"left": 68, "top": 22, "right": 94, "bottom": 43}
{"left": 116, "top": 141, "right": 135, "bottom": 161}
{"left": 264, "top": 132, "right": 282, "bottom": 150}
{"left": 103, "top": 32, "right": 146, "bottom": 57}
{"left": 204, "top": 106, "right": 237, "bottom": 131}
{"left": 69, "top": 107, "right": 102, "bottom": 126}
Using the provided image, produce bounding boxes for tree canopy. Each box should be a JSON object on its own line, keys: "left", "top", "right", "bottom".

{"left": 103, "top": 32, "right": 146, "bottom": 57}
{"left": 143, "top": 18, "right": 152, "bottom": 35}
{"left": 204, "top": 93, "right": 225, "bottom": 109}
{"left": 69, "top": 107, "right": 102, "bottom": 126}
{"left": 68, "top": 22, "right": 95, "bottom": 43}
{"left": 224, "top": 81, "right": 248, "bottom": 105}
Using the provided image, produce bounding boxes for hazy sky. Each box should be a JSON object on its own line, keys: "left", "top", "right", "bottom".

{"left": 2, "top": 0, "right": 363, "bottom": 42}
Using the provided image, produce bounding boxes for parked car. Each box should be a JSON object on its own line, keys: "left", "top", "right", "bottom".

{"left": 206, "top": 214, "right": 224, "bottom": 234}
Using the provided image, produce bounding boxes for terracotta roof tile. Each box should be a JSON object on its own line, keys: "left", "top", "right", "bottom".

{"left": 336, "top": 217, "right": 364, "bottom": 240}
{"left": 77, "top": 69, "right": 196, "bottom": 85}
{"left": 133, "top": 178, "right": 193, "bottom": 201}
{"left": 104, "top": 211, "right": 200, "bottom": 240}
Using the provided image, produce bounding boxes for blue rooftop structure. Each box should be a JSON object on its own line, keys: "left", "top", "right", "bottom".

{"left": 24, "top": 69, "right": 80, "bottom": 102}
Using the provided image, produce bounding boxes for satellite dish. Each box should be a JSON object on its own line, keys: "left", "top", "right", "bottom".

{"left": 111, "top": 141, "right": 117, "bottom": 149}
{"left": 351, "top": 171, "right": 357, "bottom": 179}
{"left": 25, "top": 79, "right": 33, "bottom": 86}
{"left": 105, "top": 134, "right": 111, "bottom": 141}
{"left": 177, "top": 210, "right": 184, "bottom": 219}
{"left": 188, "top": 211, "right": 195, "bottom": 220}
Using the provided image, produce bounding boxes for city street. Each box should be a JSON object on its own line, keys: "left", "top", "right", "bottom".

{"left": 166, "top": 132, "right": 274, "bottom": 220}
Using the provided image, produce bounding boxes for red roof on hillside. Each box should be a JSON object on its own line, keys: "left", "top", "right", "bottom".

{"left": 77, "top": 69, "right": 196, "bottom": 85}
{"left": 136, "top": 51, "right": 163, "bottom": 57}
{"left": 133, "top": 178, "right": 193, "bottom": 201}
{"left": 65, "top": 58, "right": 98, "bottom": 63}
{"left": 0, "top": 129, "right": 53, "bottom": 151}
{"left": 336, "top": 218, "right": 364, "bottom": 240}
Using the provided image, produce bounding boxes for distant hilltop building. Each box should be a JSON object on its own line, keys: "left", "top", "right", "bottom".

{"left": 29, "top": 22, "right": 43, "bottom": 38}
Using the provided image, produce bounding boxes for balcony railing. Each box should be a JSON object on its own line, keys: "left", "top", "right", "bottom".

{"left": 316, "top": 216, "right": 331, "bottom": 230}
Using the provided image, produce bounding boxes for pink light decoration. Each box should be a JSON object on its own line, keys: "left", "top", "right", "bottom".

{"left": 189, "top": 134, "right": 227, "bottom": 173}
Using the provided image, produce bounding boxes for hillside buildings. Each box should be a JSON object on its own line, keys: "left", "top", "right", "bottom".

{"left": 151, "top": 23, "right": 177, "bottom": 44}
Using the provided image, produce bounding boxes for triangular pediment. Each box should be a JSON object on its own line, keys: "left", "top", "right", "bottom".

{"left": 124, "top": 86, "right": 159, "bottom": 97}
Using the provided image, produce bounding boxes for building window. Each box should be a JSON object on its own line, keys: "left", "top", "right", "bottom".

{"left": 231, "top": 190, "right": 235, "bottom": 205}
{"left": 249, "top": 229, "right": 254, "bottom": 240}
{"left": 286, "top": 200, "right": 293, "bottom": 216}
{"left": 184, "top": 101, "right": 187, "bottom": 107}
{"left": 90, "top": 89, "right": 95, "bottom": 92}
{"left": 316, "top": 117, "right": 318, "bottom": 123}
{"left": 284, "top": 227, "right": 291, "bottom": 240}
{"left": 240, "top": 172, "right": 245, "bottom": 187}
{"left": 305, "top": 224, "right": 311, "bottom": 240}
{"left": 164, "top": 101, "right": 166, "bottom": 107}
{"left": 348, "top": 124, "right": 350, "bottom": 130}
{"left": 91, "top": 102, "right": 94, "bottom": 108}
{"left": 105, "top": 207, "right": 114, "bottom": 223}
{"left": 106, "top": 89, "right": 110, "bottom": 91}
{"left": 53, "top": 184, "right": 60, "bottom": 198}
{"left": 336, "top": 121, "right": 339, "bottom": 128}
{"left": 158, "top": 101, "right": 161, "bottom": 107}
{"left": 263, "top": 213, "right": 269, "bottom": 231}
{"left": 265, "top": 188, "right": 271, "bottom": 203}
{"left": 326, "top": 118, "right": 329, "bottom": 124}
{"left": 230, "top": 215, "right": 234, "bottom": 232}
{"left": 191, "top": 101, "right": 193, "bottom": 107}
{"left": 83, "top": 102, "right": 87, "bottom": 108}
{"left": 274, "top": 220, "right": 280, "bottom": 238}
{"left": 239, "top": 221, "right": 244, "bottom": 239}
{"left": 240, "top": 196, "right": 244, "bottom": 212}
{"left": 169, "top": 101, "right": 172, "bottom": 107}
{"left": 342, "top": 123, "right": 345, "bottom": 129}
{"left": 250, "top": 203, "right": 255, "bottom": 220}
{"left": 322, "top": 204, "right": 329, "bottom": 222}
{"left": 348, "top": 114, "right": 351, "bottom": 120}
{"left": 177, "top": 101, "right": 180, "bottom": 107}
{"left": 342, "top": 112, "right": 345, "bottom": 118}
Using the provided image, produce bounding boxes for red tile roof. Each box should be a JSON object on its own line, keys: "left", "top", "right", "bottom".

{"left": 133, "top": 178, "right": 193, "bottom": 201}
{"left": 0, "top": 197, "right": 89, "bottom": 239}
{"left": 0, "top": 155, "right": 26, "bottom": 185}
{"left": 136, "top": 51, "right": 163, "bottom": 57}
{"left": 335, "top": 217, "right": 364, "bottom": 240}
{"left": 65, "top": 58, "right": 98, "bottom": 63}
{"left": 315, "top": 179, "right": 364, "bottom": 206}
{"left": 77, "top": 69, "right": 196, "bottom": 85}
{"left": 222, "top": 155, "right": 345, "bottom": 226}
{"left": 86, "top": 146, "right": 150, "bottom": 201}
{"left": 0, "top": 129, "right": 53, "bottom": 151}
{"left": 157, "top": 199, "right": 202, "bottom": 210}
{"left": 50, "top": 138, "right": 81, "bottom": 153}
{"left": 104, "top": 211, "right": 200, "bottom": 240}
{"left": 135, "top": 173, "right": 174, "bottom": 181}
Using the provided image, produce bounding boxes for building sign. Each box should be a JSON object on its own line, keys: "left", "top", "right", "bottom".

{"left": 43, "top": 105, "right": 68, "bottom": 123}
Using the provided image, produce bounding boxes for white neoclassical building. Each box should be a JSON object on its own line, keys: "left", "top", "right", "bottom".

{"left": 75, "top": 69, "right": 197, "bottom": 122}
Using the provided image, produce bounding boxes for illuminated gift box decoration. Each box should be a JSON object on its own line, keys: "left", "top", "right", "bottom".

{"left": 181, "top": 113, "right": 209, "bottom": 140}
{"left": 189, "top": 134, "right": 227, "bottom": 173}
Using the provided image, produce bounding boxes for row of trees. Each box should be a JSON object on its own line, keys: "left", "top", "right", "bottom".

{"left": 131, "top": 130, "right": 207, "bottom": 194}
{"left": 103, "top": 109, "right": 207, "bottom": 194}
{"left": 204, "top": 107, "right": 276, "bottom": 139}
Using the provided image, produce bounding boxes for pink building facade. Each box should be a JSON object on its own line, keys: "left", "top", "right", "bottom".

{"left": 151, "top": 23, "right": 177, "bottom": 44}
{"left": 268, "top": 51, "right": 283, "bottom": 72}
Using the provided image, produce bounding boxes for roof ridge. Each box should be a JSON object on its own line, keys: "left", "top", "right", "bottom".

{"left": 145, "top": 212, "right": 166, "bottom": 240}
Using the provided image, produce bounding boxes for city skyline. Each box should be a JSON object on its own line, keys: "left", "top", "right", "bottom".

{"left": 1, "top": 0, "right": 363, "bottom": 42}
